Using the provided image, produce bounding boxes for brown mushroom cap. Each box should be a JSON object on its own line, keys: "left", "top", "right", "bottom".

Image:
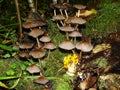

{"left": 23, "top": 20, "right": 47, "bottom": 29}
{"left": 34, "top": 75, "right": 49, "bottom": 85}
{"left": 39, "top": 34, "right": 51, "bottom": 43}
{"left": 43, "top": 42, "right": 56, "bottom": 50}
{"left": 19, "top": 42, "right": 34, "bottom": 49}
{"left": 54, "top": 3, "right": 71, "bottom": 10}
{"left": 19, "top": 51, "right": 29, "bottom": 58}
{"left": 52, "top": 14, "right": 65, "bottom": 21}
{"left": 76, "top": 41, "right": 93, "bottom": 52}
{"left": 68, "top": 30, "right": 82, "bottom": 37}
{"left": 28, "top": 28, "right": 44, "bottom": 38}
{"left": 29, "top": 49, "right": 46, "bottom": 59}
{"left": 26, "top": 64, "right": 40, "bottom": 74}
{"left": 58, "top": 25, "right": 75, "bottom": 32}
{"left": 59, "top": 40, "right": 75, "bottom": 50}
{"left": 73, "top": 4, "right": 86, "bottom": 10}
{"left": 71, "top": 17, "right": 86, "bottom": 24}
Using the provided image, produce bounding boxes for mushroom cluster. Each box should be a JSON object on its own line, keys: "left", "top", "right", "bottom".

{"left": 18, "top": 12, "right": 56, "bottom": 61}
{"left": 50, "top": 2, "right": 93, "bottom": 55}
{"left": 17, "top": 12, "right": 56, "bottom": 89}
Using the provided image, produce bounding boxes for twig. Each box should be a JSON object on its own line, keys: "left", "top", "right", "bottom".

{"left": 15, "top": 0, "right": 22, "bottom": 38}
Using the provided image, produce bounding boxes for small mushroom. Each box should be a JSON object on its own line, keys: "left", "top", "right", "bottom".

{"left": 57, "top": 23, "right": 75, "bottom": 40}
{"left": 59, "top": 40, "right": 75, "bottom": 53}
{"left": 19, "top": 41, "right": 34, "bottom": 49}
{"left": 22, "top": 19, "right": 47, "bottom": 29}
{"left": 19, "top": 51, "right": 29, "bottom": 58}
{"left": 26, "top": 64, "right": 40, "bottom": 74}
{"left": 29, "top": 49, "right": 46, "bottom": 59}
{"left": 73, "top": 4, "right": 86, "bottom": 17}
{"left": 70, "top": 17, "right": 86, "bottom": 29}
{"left": 68, "top": 30, "right": 82, "bottom": 44}
{"left": 52, "top": 14, "right": 65, "bottom": 26}
{"left": 76, "top": 41, "right": 93, "bottom": 52}
{"left": 34, "top": 75, "right": 49, "bottom": 85}
{"left": 43, "top": 42, "right": 56, "bottom": 59}
{"left": 39, "top": 34, "right": 51, "bottom": 43}
{"left": 71, "top": 17, "right": 86, "bottom": 25}
{"left": 28, "top": 28, "right": 44, "bottom": 48}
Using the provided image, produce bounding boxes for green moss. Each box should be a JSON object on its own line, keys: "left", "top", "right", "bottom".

{"left": 91, "top": 57, "right": 108, "bottom": 68}
{"left": 84, "top": 0, "right": 120, "bottom": 39}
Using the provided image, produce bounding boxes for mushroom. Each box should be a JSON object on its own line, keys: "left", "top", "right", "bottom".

{"left": 71, "top": 17, "right": 86, "bottom": 24}
{"left": 59, "top": 40, "right": 75, "bottom": 53}
{"left": 76, "top": 41, "right": 93, "bottom": 52}
{"left": 57, "top": 23, "right": 75, "bottom": 40}
{"left": 29, "top": 49, "right": 46, "bottom": 59}
{"left": 68, "top": 30, "right": 82, "bottom": 44}
{"left": 50, "top": 3, "right": 57, "bottom": 16}
{"left": 26, "top": 64, "right": 40, "bottom": 74}
{"left": 73, "top": 4, "right": 86, "bottom": 17}
{"left": 34, "top": 75, "right": 49, "bottom": 85}
{"left": 52, "top": 14, "right": 65, "bottom": 26}
{"left": 70, "top": 17, "right": 86, "bottom": 29}
{"left": 76, "top": 39, "right": 93, "bottom": 59}
{"left": 39, "top": 34, "right": 51, "bottom": 43}
{"left": 19, "top": 51, "right": 29, "bottom": 58}
{"left": 22, "top": 19, "right": 47, "bottom": 29}
{"left": 19, "top": 41, "right": 34, "bottom": 50}
{"left": 54, "top": 3, "right": 71, "bottom": 19}
{"left": 28, "top": 28, "right": 44, "bottom": 48}
{"left": 43, "top": 42, "right": 56, "bottom": 59}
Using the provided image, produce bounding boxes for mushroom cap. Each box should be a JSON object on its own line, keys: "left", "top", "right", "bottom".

{"left": 26, "top": 64, "right": 40, "bottom": 74}
{"left": 34, "top": 75, "right": 49, "bottom": 85}
{"left": 73, "top": 4, "right": 86, "bottom": 10}
{"left": 71, "top": 17, "right": 86, "bottom": 24}
{"left": 29, "top": 49, "right": 46, "bottom": 59}
{"left": 68, "top": 30, "right": 82, "bottom": 37}
{"left": 39, "top": 34, "right": 51, "bottom": 43}
{"left": 52, "top": 14, "right": 65, "bottom": 21}
{"left": 44, "top": 42, "right": 56, "bottom": 50}
{"left": 28, "top": 28, "right": 44, "bottom": 38}
{"left": 76, "top": 41, "right": 93, "bottom": 52}
{"left": 22, "top": 20, "right": 47, "bottom": 29}
{"left": 59, "top": 40, "right": 75, "bottom": 50}
{"left": 54, "top": 3, "right": 71, "bottom": 10}
{"left": 19, "top": 42, "right": 34, "bottom": 49}
{"left": 58, "top": 25, "right": 75, "bottom": 32}
{"left": 19, "top": 51, "right": 29, "bottom": 58}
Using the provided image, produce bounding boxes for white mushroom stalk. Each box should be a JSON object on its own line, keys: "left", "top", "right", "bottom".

{"left": 53, "top": 0, "right": 57, "bottom": 16}
{"left": 64, "top": 10, "right": 68, "bottom": 19}
{"left": 78, "top": 9, "right": 80, "bottom": 17}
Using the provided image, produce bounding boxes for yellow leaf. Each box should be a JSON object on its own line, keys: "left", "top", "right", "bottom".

{"left": 0, "top": 81, "right": 8, "bottom": 89}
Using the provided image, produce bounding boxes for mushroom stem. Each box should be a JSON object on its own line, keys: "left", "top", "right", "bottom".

{"left": 54, "top": 9, "right": 57, "bottom": 16}
{"left": 74, "top": 37, "right": 77, "bottom": 44}
{"left": 36, "top": 37, "right": 40, "bottom": 48}
{"left": 47, "top": 50, "right": 51, "bottom": 59}
{"left": 75, "top": 24, "right": 79, "bottom": 30}
{"left": 66, "top": 32, "right": 69, "bottom": 40}
{"left": 60, "top": 21, "right": 64, "bottom": 26}
{"left": 79, "top": 50, "right": 82, "bottom": 60}
{"left": 72, "top": 50, "right": 75, "bottom": 54}
{"left": 78, "top": 9, "right": 80, "bottom": 17}
{"left": 59, "top": 9, "right": 63, "bottom": 15}
{"left": 64, "top": 10, "right": 68, "bottom": 19}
